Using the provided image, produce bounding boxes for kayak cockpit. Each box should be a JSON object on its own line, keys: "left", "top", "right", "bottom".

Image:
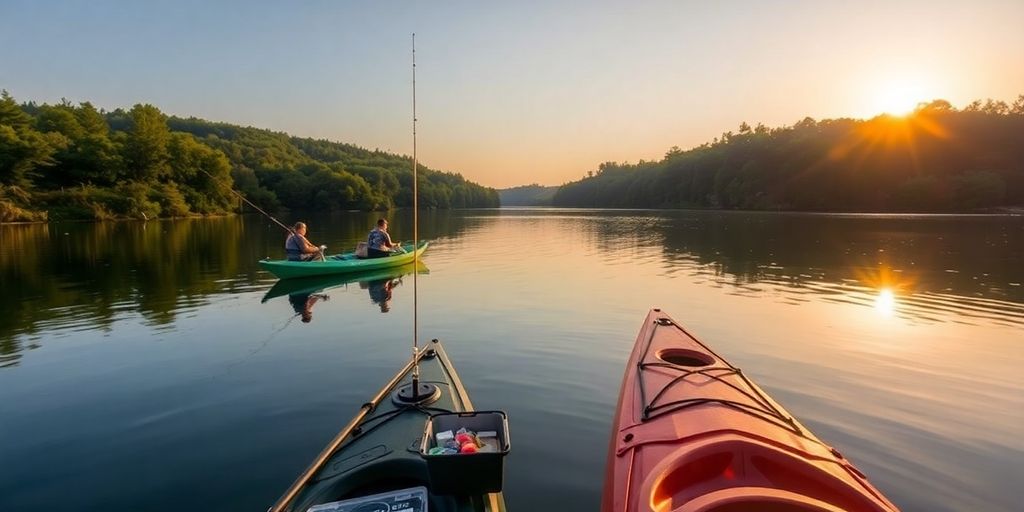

{"left": 641, "top": 434, "right": 893, "bottom": 512}
{"left": 602, "top": 309, "right": 898, "bottom": 512}
{"left": 275, "top": 341, "right": 506, "bottom": 512}
{"left": 296, "top": 470, "right": 490, "bottom": 512}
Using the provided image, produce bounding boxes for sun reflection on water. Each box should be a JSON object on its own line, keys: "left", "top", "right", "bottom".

{"left": 875, "top": 288, "right": 897, "bottom": 316}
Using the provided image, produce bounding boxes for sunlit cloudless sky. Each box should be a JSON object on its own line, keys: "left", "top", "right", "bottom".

{"left": 3, "top": 0, "right": 1023, "bottom": 188}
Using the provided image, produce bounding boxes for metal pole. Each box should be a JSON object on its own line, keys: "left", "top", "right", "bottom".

{"left": 411, "top": 33, "right": 420, "bottom": 391}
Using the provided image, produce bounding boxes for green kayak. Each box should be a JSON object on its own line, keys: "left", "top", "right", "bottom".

{"left": 260, "top": 262, "right": 429, "bottom": 303}
{"left": 269, "top": 339, "right": 506, "bottom": 512}
{"left": 259, "top": 241, "right": 429, "bottom": 280}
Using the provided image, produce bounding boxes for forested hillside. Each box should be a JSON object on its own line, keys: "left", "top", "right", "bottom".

{"left": 0, "top": 92, "right": 498, "bottom": 222}
{"left": 498, "top": 184, "right": 558, "bottom": 206}
{"left": 553, "top": 97, "right": 1024, "bottom": 212}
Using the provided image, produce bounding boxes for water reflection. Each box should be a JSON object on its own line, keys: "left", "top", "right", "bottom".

{"left": 874, "top": 288, "right": 896, "bottom": 316}
{"left": 0, "top": 211, "right": 474, "bottom": 367}
{"left": 364, "top": 276, "right": 400, "bottom": 313}
{"left": 289, "top": 293, "right": 329, "bottom": 323}
{"left": 0, "top": 218, "right": 250, "bottom": 367}
{"left": 3, "top": 210, "right": 1024, "bottom": 368}
{"left": 1, "top": 209, "right": 1022, "bottom": 512}
{"left": 261, "top": 262, "right": 428, "bottom": 320}
{"left": 484, "top": 209, "right": 1024, "bottom": 327}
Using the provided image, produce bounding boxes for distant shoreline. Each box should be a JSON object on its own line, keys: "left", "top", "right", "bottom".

{"left": 0, "top": 211, "right": 238, "bottom": 226}
{"left": 491, "top": 205, "right": 1024, "bottom": 215}
{"left": 6, "top": 206, "right": 1021, "bottom": 225}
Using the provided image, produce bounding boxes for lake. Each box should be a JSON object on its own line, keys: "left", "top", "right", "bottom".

{"left": 1, "top": 209, "right": 1021, "bottom": 511}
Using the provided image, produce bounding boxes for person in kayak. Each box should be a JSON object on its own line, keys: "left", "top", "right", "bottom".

{"left": 367, "top": 218, "right": 401, "bottom": 258}
{"left": 286, "top": 222, "right": 325, "bottom": 262}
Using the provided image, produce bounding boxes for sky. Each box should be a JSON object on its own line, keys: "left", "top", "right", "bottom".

{"left": 2, "top": 1, "right": 1023, "bottom": 188}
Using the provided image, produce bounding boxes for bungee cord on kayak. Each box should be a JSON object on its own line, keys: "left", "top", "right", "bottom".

{"left": 602, "top": 309, "right": 899, "bottom": 512}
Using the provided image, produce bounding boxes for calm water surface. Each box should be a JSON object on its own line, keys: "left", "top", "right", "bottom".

{"left": 1, "top": 209, "right": 1022, "bottom": 512}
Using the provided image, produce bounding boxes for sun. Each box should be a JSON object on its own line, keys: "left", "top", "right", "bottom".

{"left": 872, "top": 79, "right": 929, "bottom": 116}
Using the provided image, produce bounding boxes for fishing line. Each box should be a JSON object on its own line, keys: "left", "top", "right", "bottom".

{"left": 212, "top": 310, "right": 305, "bottom": 379}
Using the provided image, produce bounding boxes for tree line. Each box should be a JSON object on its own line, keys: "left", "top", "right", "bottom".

{"left": 553, "top": 96, "right": 1024, "bottom": 212}
{"left": 0, "top": 92, "right": 499, "bottom": 222}
{"left": 497, "top": 184, "right": 558, "bottom": 206}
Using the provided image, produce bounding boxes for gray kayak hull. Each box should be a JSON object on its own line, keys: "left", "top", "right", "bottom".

{"left": 273, "top": 340, "right": 506, "bottom": 512}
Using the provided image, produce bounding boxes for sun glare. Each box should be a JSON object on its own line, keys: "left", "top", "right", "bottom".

{"left": 872, "top": 79, "right": 929, "bottom": 116}
{"left": 875, "top": 288, "right": 896, "bottom": 316}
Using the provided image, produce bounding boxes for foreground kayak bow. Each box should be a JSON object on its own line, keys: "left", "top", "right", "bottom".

{"left": 603, "top": 309, "right": 898, "bottom": 512}
{"left": 269, "top": 339, "right": 505, "bottom": 512}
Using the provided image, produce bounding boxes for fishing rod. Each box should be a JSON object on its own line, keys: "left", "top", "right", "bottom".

{"left": 197, "top": 167, "right": 297, "bottom": 236}
{"left": 236, "top": 191, "right": 296, "bottom": 236}
{"left": 410, "top": 32, "right": 422, "bottom": 397}
{"left": 266, "top": 36, "right": 427, "bottom": 512}
{"left": 198, "top": 168, "right": 323, "bottom": 260}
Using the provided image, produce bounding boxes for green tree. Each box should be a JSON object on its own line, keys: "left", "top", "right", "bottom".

{"left": 34, "top": 103, "right": 121, "bottom": 186}
{"left": 167, "top": 133, "right": 235, "bottom": 213}
{"left": 0, "top": 91, "right": 57, "bottom": 188}
{"left": 954, "top": 171, "right": 1005, "bottom": 208}
{"left": 553, "top": 94, "right": 1024, "bottom": 212}
{"left": 1012, "top": 95, "right": 1024, "bottom": 115}
{"left": 123, "top": 104, "right": 170, "bottom": 181}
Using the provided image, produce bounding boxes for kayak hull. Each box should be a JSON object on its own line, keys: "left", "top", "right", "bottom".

{"left": 277, "top": 339, "right": 505, "bottom": 512}
{"left": 259, "top": 242, "right": 428, "bottom": 280}
{"left": 602, "top": 309, "right": 898, "bottom": 512}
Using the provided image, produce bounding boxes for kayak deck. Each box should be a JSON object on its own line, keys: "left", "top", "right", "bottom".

{"left": 603, "top": 309, "right": 898, "bottom": 512}
{"left": 259, "top": 241, "right": 428, "bottom": 280}
{"left": 276, "top": 339, "right": 505, "bottom": 512}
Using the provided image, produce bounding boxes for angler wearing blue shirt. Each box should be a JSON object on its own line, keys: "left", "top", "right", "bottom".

{"left": 367, "top": 218, "right": 401, "bottom": 258}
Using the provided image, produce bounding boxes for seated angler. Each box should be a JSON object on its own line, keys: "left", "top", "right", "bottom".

{"left": 285, "top": 222, "right": 324, "bottom": 262}
{"left": 366, "top": 218, "right": 401, "bottom": 258}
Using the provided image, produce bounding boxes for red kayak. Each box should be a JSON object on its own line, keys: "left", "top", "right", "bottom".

{"left": 602, "top": 309, "right": 899, "bottom": 512}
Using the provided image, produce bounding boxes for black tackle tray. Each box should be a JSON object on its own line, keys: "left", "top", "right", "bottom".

{"left": 419, "top": 410, "right": 510, "bottom": 495}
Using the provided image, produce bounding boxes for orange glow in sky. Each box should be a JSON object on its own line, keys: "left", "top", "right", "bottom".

{"left": 3, "top": 1, "right": 1023, "bottom": 188}
{"left": 869, "top": 78, "right": 935, "bottom": 116}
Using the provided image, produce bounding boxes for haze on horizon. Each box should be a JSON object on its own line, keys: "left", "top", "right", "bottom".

{"left": 3, "top": 0, "right": 1023, "bottom": 189}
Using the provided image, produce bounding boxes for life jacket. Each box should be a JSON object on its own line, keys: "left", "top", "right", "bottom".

{"left": 286, "top": 234, "right": 306, "bottom": 259}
